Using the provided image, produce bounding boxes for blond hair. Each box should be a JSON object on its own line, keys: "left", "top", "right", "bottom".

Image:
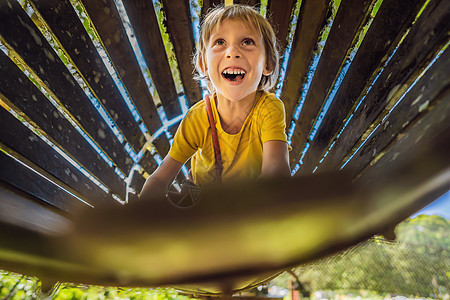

{"left": 194, "top": 4, "right": 280, "bottom": 92}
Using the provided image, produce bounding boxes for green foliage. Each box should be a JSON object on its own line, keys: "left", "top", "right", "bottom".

{"left": 397, "top": 215, "right": 450, "bottom": 248}
{"left": 289, "top": 215, "right": 449, "bottom": 298}
{"left": 0, "top": 271, "right": 193, "bottom": 300}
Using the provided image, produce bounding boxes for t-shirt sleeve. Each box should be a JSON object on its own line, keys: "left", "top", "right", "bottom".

{"left": 168, "top": 109, "right": 202, "bottom": 164}
{"left": 260, "top": 98, "right": 289, "bottom": 144}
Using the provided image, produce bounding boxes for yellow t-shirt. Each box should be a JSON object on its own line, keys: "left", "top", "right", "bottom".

{"left": 169, "top": 91, "right": 288, "bottom": 186}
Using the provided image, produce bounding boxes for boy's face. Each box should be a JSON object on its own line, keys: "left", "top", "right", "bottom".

{"left": 202, "top": 19, "right": 270, "bottom": 102}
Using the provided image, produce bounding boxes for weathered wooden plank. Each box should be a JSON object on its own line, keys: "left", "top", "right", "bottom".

{"left": 30, "top": 0, "right": 146, "bottom": 154}
{"left": 280, "top": 0, "right": 329, "bottom": 130}
{"left": 201, "top": 0, "right": 223, "bottom": 21}
{"left": 0, "top": 0, "right": 133, "bottom": 174}
{"left": 162, "top": 0, "right": 202, "bottom": 107}
{"left": 153, "top": 135, "right": 171, "bottom": 158}
{"left": 0, "top": 181, "right": 71, "bottom": 235}
{"left": 267, "top": 0, "right": 296, "bottom": 54}
{"left": 320, "top": 0, "right": 450, "bottom": 171}
{"left": 356, "top": 88, "right": 450, "bottom": 187}
{"left": 0, "top": 151, "right": 87, "bottom": 213}
{"left": 139, "top": 151, "right": 158, "bottom": 175}
{"left": 0, "top": 107, "right": 112, "bottom": 205}
{"left": 344, "top": 48, "right": 450, "bottom": 176}
{"left": 289, "top": 0, "right": 374, "bottom": 168}
{"left": 80, "top": 0, "right": 162, "bottom": 135}
{"left": 122, "top": 0, "right": 181, "bottom": 119}
{"left": 129, "top": 172, "right": 146, "bottom": 202}
{"left": 234, "top": 0, "right": 260, "bottom": 9}
{"left": 0, "top": 51, "right": 126, "bottom": 197}
{"left": 299, "top": 0, "right": 427, "bottom": 173}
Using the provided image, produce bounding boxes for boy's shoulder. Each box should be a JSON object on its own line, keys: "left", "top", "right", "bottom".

{"left": 185, "top": 99, "right": 207, "bottom": 119}
{"left": 255, "top": 91, "right": 285, "bottom": 110}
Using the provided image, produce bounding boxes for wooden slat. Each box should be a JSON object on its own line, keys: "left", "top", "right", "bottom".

{"left": 280, "top": 0, "right": 329, "bottom": 131}
{"left": 0, "top": 181, "right": 71, "bottom": 235}
{"left": 122, "top": 0, "right": 181, "bottom": 119}
{"left": 201, "top": 0, "right": 223, "bottom": 21}
{"left": 0, "top": 51, "right": 126, "bottom": 197}
{"left": 0, "top": 107, "right": 112, "bottom": 205}
{"left": 139, "top": 151, "right": 158, "bottom": 175}
{"left": 80, "top": 0, "right": 163, "bottom": 135}
{"left": 0, "top": 151, "right": 86, "bottom": 213}
{"left": 30, "top": 0, "right": 146, "bottom": 154}
{"left": 289, "top": 0, "right": 374, "bottom": 168}
{"left": 0, "top": 0, "right": 133, "bottom": 174}
{"left": 320, "top": 0, "right": 450, "bottom": 171}
{"left": 129, "top": 172, "right": 146, "bottom": 202}
{"left": 153, "top": 135, "right": 171, "bottom": 158}
{"left": 299, "top": 0, "right": 427, "bottom": 173}
{"left": 344, "top": 48, "right": 450, "bottom": 176}
{"left": 162, "top": 0, "right": 202, "bottom": 107}
{"left": 357, "top": 88, "right": 450, "bottom": 186}
{"left": 267, "top": 0, "right": 296, "bottom": 55}
{"left": 233, "top": 0, "right": 260, "bottom": 9}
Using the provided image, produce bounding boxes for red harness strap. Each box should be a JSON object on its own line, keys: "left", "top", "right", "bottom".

{"left": 205, "top": 94, "right": 223, "bottom": 182}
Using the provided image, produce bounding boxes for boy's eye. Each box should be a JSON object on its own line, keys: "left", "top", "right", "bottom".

{"left": 214, "top": 39, "right": 225, "bottom": 46}
{"left": 243, "top": 39, "right": 255, "bottom": 46}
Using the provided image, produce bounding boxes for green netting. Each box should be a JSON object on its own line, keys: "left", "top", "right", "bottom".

{"left": 294, "top": 237, "right": 449, "bottom": 298}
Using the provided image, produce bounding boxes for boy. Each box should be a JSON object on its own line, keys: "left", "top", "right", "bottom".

{"left": 140, "top": 5, "right": 290, "bottom": 201}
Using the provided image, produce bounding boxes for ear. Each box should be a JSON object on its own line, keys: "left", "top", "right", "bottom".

{"left": 198, "top": 56, "right": 208, "bottom": 77}
{"left": 262, "top": 65, "right": 272, "bottom": 77}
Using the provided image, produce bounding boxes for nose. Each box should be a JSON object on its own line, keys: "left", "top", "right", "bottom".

{"left": 226, "top": 44, "right": 241, "bottom": 59}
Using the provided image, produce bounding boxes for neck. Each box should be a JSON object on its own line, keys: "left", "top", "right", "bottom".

{"left": 215, "top": 91, "right": 258, "bottom": 134}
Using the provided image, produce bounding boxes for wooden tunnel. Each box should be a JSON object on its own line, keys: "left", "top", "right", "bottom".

{"left": 0, "top": 0, "right": 449, "bottom": 293}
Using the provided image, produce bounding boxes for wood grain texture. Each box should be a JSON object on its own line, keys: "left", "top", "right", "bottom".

{"left": 267, "top": 0, "right": 296, "bottom": 55}
{"left": 344, "top": 48, "right": 450, "bottom": 176}
{"left": 81, "top": 0, "right": 162, "bottom": 135}
{"left": 320, "top": 0, "right": 450, "bottom": 171}
{"left": 0, "top": 107, "right": 113, "bottom": 205}
{"left": 280, "top": 0, "right": 329, "bottom": 130}
{"left": 299, "top": 0, "right": 427, "bottom": 173}
{"left": 290, "top": 0, "right": 374, "bottom": 169}
{"left": 0, "top": 51, "right": 126, "bottom": 197}
{"left": 0, "top": 0, "right": 133, "bottom": 174}
{"left": 122, "top": 0, "right": 181, "bottom": 119}
{"left": 162, "top": 0, "right": 202, "bottom": 106}
{"left": 0, "top": 151, "right": 87, "bottom": 213}
{"left": 31, "top": 0, "right": 146, "bottom": 154}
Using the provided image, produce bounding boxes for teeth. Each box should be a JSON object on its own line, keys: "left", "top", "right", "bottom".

{"left": 223, "top": 69, "right": 246, "bottom": 75}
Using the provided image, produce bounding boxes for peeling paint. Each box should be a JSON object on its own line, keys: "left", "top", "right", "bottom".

{"left": 71, "top": 173, "right": 78, "bottom": 182}
{"left": 98, "top": 128, "right": 106, "bottom": 139}
{"left": 418, "top": 100, "right": 429, "bottom": 113}
{"left": 17, "top": 16, "right": 42, "bottom": 46}
{"left": 411, "top": 94, "right": 423, "bottom": 107}
{"left": 43, "top": 48, "right": 55, "bottom": 62}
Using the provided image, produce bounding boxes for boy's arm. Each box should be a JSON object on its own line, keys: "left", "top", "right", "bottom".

{"left": 261, "top": 140, "right": 291, "bottom": 178}
{"left": 139, "top": 155, "right": 183, "bottom": 201}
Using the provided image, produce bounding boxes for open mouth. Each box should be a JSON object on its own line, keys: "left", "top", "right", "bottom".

{"left": 222, "top": 68, "right": 246, "bottom": 83}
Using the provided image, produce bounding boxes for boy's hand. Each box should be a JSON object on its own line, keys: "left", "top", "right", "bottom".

{"left": 139, "top": 155, "right": 183, "bottom": 202}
